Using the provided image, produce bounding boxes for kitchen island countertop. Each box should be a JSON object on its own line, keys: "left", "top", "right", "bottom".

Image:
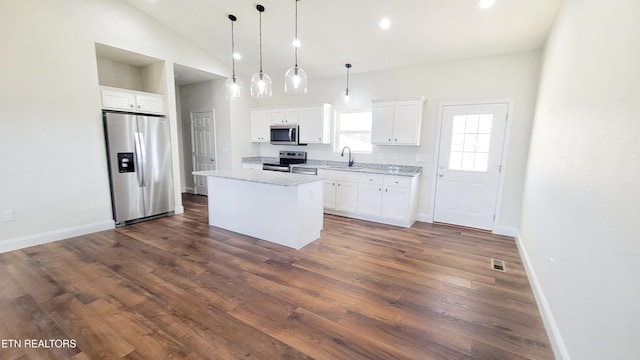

{"left": 193, "top": 168, "right": 319, "bottom": 187}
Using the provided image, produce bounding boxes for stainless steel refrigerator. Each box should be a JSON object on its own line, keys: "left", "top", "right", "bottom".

{"left": 103, "top": 111, "right": 175, "bottom": 226}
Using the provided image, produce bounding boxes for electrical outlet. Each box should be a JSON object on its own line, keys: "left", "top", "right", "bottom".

{"left": 2, "top": 210, "right": 14, "bottom": 222}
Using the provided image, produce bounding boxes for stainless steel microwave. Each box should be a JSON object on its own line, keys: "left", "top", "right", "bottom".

{"left": 270, "top": 124, "right": 300, "bottom": 145}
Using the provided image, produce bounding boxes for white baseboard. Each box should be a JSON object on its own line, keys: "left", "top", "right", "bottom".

{"left": 183, "top": 187, "right": 195, "bottom": 194}
{"left": 515, "top": 232, "right": 570, "bottom": 360}
{"left": 0, "top": 220, "right": 115, "bottom": 254}
{"left": 174, "top": 205, "right": 185, "bottom": 215}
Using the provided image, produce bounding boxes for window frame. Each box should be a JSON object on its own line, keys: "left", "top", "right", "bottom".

{"left": 333, "top": 108, "right": 374, "bottom": 154}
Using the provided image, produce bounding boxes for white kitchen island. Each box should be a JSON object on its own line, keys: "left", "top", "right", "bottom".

{"left": 192, "top": 169, "right": 324, "bottom": 250}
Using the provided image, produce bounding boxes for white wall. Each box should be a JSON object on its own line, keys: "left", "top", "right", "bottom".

{"left": 519, "top": 0, "right": 640, "bottom": 359}
{"left": 253, "top": 51, "right": 542, "bottom": 232}
{"left": 0, "top": 0, "right": 230, "bottom": 248}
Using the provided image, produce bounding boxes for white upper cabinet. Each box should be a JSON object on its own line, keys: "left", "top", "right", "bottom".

{"left": 251, "top": 104, "right": 332, "bottom": 145}
{"left": 298, "top": 104, "right": 332, "bottom": 144}
{"left": 271, "top": 108, "right": 299, "bottom": 124}
{"left": 250, "top": 110, "right": 271, "bottom": 143}
{"left": 100, "top": 86, "right": 165, "bottom": 115}
{"left": 371, "top": 97, "right": 424, "bottom": 146}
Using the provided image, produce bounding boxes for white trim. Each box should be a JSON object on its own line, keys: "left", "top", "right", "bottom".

{"left": 174, "top": 205, "right": 185, "bottom": 215}
{"left": 431, "top": 99, "right": 514, "bottom": 231}
{"left": 492, "top": 226, "right": 517, "bottom": 237}
{"left": 183, "top": 186, "right": 195, "bottom": 194}
{"left": 515, "top": 231, "right": 571, "bottom": 360}
{"left": 416, "top": 212, "right": 432, "bottom": 223}
{"left": 0, "top": 220, "right": 115, "bottom": 254}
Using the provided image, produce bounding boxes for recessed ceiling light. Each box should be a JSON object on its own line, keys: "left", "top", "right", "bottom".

{"left": 233, "top": 52, "right": 241, "bottom": 60}
{"left": 479, "top": 0, "right": 495, "bottom": 8}
{"left": 379, "top": 17, "right": 391, "bottom": 30}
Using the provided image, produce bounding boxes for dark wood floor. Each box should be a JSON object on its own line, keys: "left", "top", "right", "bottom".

{"left": 0, "top": 194, "right": 553, "bottom": 359}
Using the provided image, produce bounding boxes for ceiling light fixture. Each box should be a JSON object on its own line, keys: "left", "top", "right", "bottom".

{"left": 225, "top": 14, "right": 241, "bottom": 99}
{"left": 285, "top": 0, "right": 307, "bottom": 94}
{"left": 379, "top": 17, "right": 391, "bottom": 29}
{"left": 250, "top": 4, "right": 272, "bottom": 98}
{"left": 478, "top": 0, "right": 496, "bottom": 9}
{"left": 343, "top": 63, "right": 352, "bottom": 104}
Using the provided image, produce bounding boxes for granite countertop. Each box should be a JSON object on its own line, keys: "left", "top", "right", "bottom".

{"left": 293, "top": 163, "right": 421, "bottom": 177}
{"left": 242, "top": 157, "right": 422, "bottom": 177}
{"left": 193, "top": 169, "right": 322, "bottom": 186}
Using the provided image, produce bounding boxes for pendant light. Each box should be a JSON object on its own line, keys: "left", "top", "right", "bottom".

{"left": 250, "top": 4, "right": 272, "bottom": 98}
{"left": 225, "top": 14, "right": 242, "bottom": 99}
{"left": 343, "top": 63, "right": 352, "bottom": 104}
{"left": 284, "top": 0, "right": 308, "bottom": 94}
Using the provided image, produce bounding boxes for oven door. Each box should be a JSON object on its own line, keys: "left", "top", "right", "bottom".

{"left": 270, "top": 125, "right": 299, "bottom": 145}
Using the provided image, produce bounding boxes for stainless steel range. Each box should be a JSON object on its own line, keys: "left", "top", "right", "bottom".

{"left": 262, "top": 151, "right": 307, "bottom": 172}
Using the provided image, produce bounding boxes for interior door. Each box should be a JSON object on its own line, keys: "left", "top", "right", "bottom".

{"left": 434, "top": 103, "right": 508, "bottom": 230}
{"left": 191, "top": 111, "right": 216, "bottom": 195}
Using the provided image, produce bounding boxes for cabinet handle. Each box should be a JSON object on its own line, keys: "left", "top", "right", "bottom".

{"left": 130, "top": 104, "right": 134, "bottom": 108}
{"left": 385, "top": 189, "right": 388, "bottom": 192}
{"left": 388, "top": 138, "right": 391, "bottom": 142}
{"left": 379, "top": 188, "right": 382, "bottom": 191}
{"left": 395, "top": 138, "right": 397, "bottom": 142}
{"left": 319, "top": 137, "right": 321, "bottom": 141}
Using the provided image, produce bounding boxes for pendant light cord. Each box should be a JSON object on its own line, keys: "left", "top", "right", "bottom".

{"left": 230, "top": 16, "right": 236, "bottom": 78}
{"left": 294, "top": 0, "right": 298, "bottom": 67}
{"left": 259, "top": 7, "right": 263, "bottom": 73}
{"left": 345, "top": 63, "right": 351, "bottom": 95}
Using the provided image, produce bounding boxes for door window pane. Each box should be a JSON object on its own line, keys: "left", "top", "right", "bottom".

{"left": 449, "top": 114, "right": 493, "bottom": 172}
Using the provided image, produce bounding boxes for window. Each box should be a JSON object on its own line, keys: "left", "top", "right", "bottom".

{"left": 449, "top": 114, "right": 493, "bottom": 172}
{"left": 335, "top": 109, "right": 373, "bottom": 153}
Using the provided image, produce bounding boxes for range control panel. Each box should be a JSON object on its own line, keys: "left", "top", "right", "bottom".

{"left": 117, "top": 152, "right": 135, "bottom": 173}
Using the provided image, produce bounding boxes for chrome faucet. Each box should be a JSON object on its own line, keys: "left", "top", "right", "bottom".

{"left": 341, "top": 146, "right": 354, "bottom": 167}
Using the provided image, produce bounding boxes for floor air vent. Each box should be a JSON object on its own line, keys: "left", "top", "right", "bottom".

{"left": 491, "top": 258, "right": 506, "bottom": 272}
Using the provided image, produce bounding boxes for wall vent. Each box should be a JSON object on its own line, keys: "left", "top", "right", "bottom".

{"left": 491, "top": 258, "right": 506, "bottom": 272}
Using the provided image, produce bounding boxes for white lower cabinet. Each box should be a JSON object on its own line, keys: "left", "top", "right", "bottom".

{"left": 320, "top": 169, "right": 420, "bottom": 227}
{"left": 323, "top": 180, "right": 336, "bottom": 209}
{"left": 241, "top": 163, "right": 263, "bottom": 170}
{"left": 319, "top": 170, "right": 358, "bottom": 214}
{"left": 335, "top": 181, "right": 358, "bottom": 213}
{"left": 357, "top": 174, "right": 384, "bottom": 217}
{"left": 381, "top": 185, "right": 410, "bottom": 221}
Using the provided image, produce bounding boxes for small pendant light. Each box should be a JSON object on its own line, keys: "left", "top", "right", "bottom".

{"left": 284, "top": 0, "right": 308, "bottom": 94}
{"left": 343, "top": 63, "right": 352, "bottom": 103}
{"left": 250, "top": 4, "right": 272, "bottom": 98}
{"left": 225, "top": 14, "right": 242, "bottom": 99}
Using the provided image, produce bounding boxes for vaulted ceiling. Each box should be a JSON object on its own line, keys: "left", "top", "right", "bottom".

{"left": 123, "top": 0, "right": 562, "bottom": 79}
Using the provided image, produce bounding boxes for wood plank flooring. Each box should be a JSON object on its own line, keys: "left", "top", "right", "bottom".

{"left": 0, "top": 194, "right": 553, "bottom": 359}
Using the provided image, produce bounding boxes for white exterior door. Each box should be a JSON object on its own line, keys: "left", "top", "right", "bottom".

{"left": 434, "top": 103, "right": 508, "bottom": 230}
{"left": 191, "top": 111, "right": 216, "bottom": 196}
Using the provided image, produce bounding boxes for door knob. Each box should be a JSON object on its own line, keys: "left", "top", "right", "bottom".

{"left": 210, "top": 158, "right": 215, "bottom": 161}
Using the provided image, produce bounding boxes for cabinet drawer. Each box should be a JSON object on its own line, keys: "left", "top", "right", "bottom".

{"left": 359, "top": 174, "right": 383, "bottom": 185}
{"left": 318, "top": 169, "right": 358, "bottom": 182}
{"left": 384, "top": 176, "right": 411, "bottom": 188}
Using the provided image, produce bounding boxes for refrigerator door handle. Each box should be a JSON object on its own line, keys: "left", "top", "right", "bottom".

{"left": 134, "top": 132, "right": 146, "bottom": 187}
